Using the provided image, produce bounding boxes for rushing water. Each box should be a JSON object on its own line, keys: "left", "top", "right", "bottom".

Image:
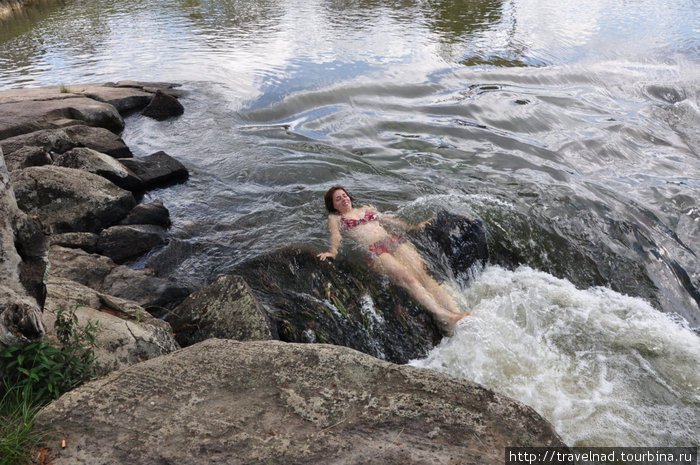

{"left": 1, "top": 0, "right": 698, "bottom": 447}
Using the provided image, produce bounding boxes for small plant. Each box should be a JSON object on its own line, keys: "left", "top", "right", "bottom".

{"left": 0, "top": 307, "right": 99, "bottom": 464}
{"left": 59, "top": 84, "right": 70, "bottom": 93}
{"left": 0, "top": 307, "right": 99, "bottom": 402}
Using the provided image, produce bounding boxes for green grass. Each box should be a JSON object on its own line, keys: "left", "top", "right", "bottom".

{"left": 0, "top": 383, "right": 46, "bottom": 465}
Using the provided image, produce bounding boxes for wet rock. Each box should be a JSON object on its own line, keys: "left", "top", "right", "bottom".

{"left": 0, "top": 148, "right": 47, "bottom": 347}
{"left": 0, "top": 96, "right": 124, "bottom": 139}
{"left": 10, "top": 166, "right": 136, "bottom": 233}
{"left": 48, "top": 245, "right": 189, "bottom": 314}
{"left": 50, "top": 232, "right": 100, "bottom": 254}
{"left": 43, "top": 277, "right": 179, "bottom": 375}
{"left": 37, "top": 339, "right": 565, "bottom": 465}
{"left": 229, "top": 212, "right": 489, "bottom": 364}
{"left": 53, "top": 147, "right": 143, "bottom": 191}
{"left": 118, "top": 151, "right": 188, "bottom": 189}
{"left": 97, "top": 224, "right": 169, "bottom": 263}
{"left": 62, "top": 124, "right": 132, "bottom": 158}
{"left": 417, "top": 210, "right": 489, "bottom": 284}
{"left": 3, "top": 146, "right": 53, "bottom": 171}
{"left": 164, "top": 274, "right": 274, "bottom": 347}
{"left": 235, "top": 247, "right": 442, "bottom": 364}
{"left": 120, "top": 200, "right": 171, "bottom": 227}
{"left": 140, "top": 89, "right": 184, "bottom": 120}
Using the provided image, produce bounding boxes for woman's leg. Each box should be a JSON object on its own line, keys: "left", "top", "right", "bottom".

{"left": 372, "top": 253, "right": 464, "bottom": 332}
{"left": 392, "top": 243, "right": 463, "bottom": 314}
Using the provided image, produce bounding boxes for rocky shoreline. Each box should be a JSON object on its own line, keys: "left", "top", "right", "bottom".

{"left": 0, "top": 82, "right": 566, "bottom": 462}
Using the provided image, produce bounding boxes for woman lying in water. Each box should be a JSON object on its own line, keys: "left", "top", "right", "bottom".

{"left": 317, "top": 185, "right": 468, "bottom": 333}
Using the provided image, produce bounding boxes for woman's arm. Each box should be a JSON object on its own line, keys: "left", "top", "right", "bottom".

{"left": 378, "top": 211, "right": 431, "bottom": 231}
{"left": 317, "top": 215, "right": 342, "bottom": 261}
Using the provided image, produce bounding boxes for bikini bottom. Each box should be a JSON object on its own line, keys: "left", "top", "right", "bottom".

{"left": 366, "top": 235, "right": 406, "bottom": 265}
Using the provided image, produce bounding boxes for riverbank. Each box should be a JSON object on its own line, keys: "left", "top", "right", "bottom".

{"left": 0, "top": 0, "right": 47, "bottom": 20}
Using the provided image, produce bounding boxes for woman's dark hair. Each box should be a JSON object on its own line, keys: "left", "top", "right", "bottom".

{"left": 324, "top": 185, "right": 354, "bottom": 213}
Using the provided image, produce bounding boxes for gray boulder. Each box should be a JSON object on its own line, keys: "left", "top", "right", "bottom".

{"left": 50, "top": 232, "right": 99, "bottom": 254}
{"left": 62, "top": 124, "right": 132, "bottom": 158}
{"left": 37, "top": 339, "right": 565, "bottom": 465}
{"left": 0, "top": 96, "right": 124, "bottom": 139}
{"left": 120, "top": 200, "right": 171, "bottom": 227}
{"left": 140, "top": 89, "right": 184, "bottom": 120}
{"left": 0, "top": 128, "right": 76, "bottom": 156}
{"left": 43, "top": 277, "right": 179, "bottom": 375}
{"left": 97, "top": 224, "right": 169, "bottom": 263}
{"left": 53, "top": 147, "right": 143, "bottom": 191}
{"left": 3, "top": 146, "right": 53, "bottom": 171}
{"left": 0, "top": 148, "right": 47, "bottom": 348}
{"left": 118, "top": 151, "right": 188, "bottom": 189}
{"left": 164, "top": 274, "right": 274, "bottom": 347}
{"left": 10, "top": 165, "right": 136, "bottom": 233}
{"left": 48, "top": 245, "right": 189, "bottom": 314}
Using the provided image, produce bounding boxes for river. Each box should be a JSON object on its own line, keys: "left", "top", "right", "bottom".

{"left": 1, "top": 0, "right": 698, "bottom": 447}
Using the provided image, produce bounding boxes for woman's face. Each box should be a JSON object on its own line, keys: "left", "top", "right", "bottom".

{"left": 332, "top": 189, "right": 352, "bottom": 213}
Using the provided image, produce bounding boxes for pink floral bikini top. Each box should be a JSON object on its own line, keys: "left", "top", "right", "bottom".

{"left": 339, "top": 210, "right": 378, "bottom": 231}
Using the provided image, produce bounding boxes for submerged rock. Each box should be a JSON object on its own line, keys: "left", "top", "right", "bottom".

{"left": 37, "top": 339, "right": 565, "bottom": 465}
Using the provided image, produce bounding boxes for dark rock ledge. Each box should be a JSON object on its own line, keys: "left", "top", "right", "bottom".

{"left": 1, "top": 82, "right": 566, "bottom": 459}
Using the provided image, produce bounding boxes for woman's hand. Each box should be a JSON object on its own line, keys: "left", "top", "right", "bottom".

{"left": 317, "top": 251, "right": 337, "bottom": 261}
{"left": 412, "top": 219, "right": 432, "bottom": 230}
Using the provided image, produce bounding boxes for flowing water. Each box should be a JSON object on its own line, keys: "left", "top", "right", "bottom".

{"left": 1, "top": 0, "right": 698, "bottom": 447}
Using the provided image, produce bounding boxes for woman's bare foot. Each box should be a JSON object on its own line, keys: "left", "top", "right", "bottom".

{"left": 437, "top": 311, "right": 470, "bottom": 335}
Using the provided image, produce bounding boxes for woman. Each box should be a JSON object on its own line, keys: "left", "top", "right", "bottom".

{"left": 317, "top": 185, "right": 467, "bottom": 333}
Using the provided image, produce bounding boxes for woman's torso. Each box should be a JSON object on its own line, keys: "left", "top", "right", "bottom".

{"left": 336, "top": 207, "right": 391, "bottom": 246}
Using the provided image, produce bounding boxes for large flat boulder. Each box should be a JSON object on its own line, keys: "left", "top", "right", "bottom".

{"left": 38, "top": 339, "right": 565, "bottom": 465}
{"left": 43, "top": 277, "right": 179, "bottom": 375}
{"left": 10, "top": 165, "right": 136, "bottom": 233}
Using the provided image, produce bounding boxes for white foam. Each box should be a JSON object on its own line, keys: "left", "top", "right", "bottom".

{"left": 411, "top": 265, "right": 700, "bottom": 446}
